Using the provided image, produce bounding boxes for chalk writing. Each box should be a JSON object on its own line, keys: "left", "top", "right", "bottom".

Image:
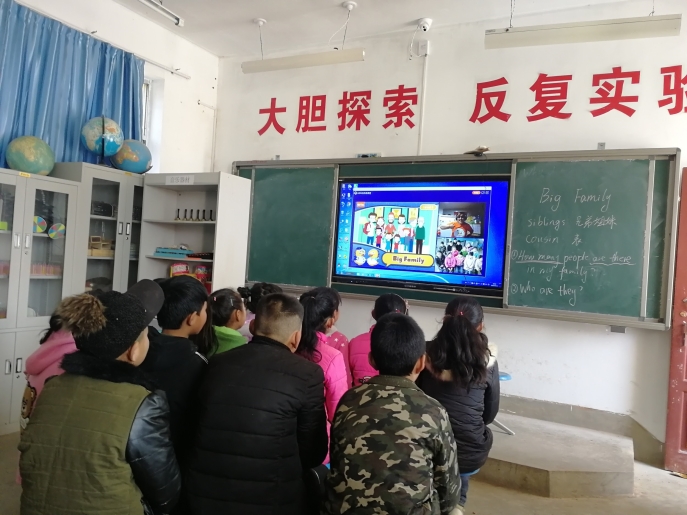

{"left": 540, "top": 188, "right": 561, "bottom": 212}
{"left": 576, "top": 215, "right": 617, "bottom": 229}
{"left": 575, "top": 188, "right": 611, "bottom": 212}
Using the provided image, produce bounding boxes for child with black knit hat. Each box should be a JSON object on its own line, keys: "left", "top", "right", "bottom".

{"left": 19, "top": 280, "right": 181, "bottom": 515}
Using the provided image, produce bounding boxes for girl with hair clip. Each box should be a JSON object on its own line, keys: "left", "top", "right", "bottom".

{"left": 209, "top": 289, "right": 248, "bottom": 356}
{"left": 348, "top": 293, "right": 408, "bottom": 387}
{"left": 298, "top": 287, "right": 349, "bottom": 464}
{"left": 237, "top": 282, "right": 283, "bottom": 341}
{"left": 416, "top": 295, "right": 500, "bottom": 508}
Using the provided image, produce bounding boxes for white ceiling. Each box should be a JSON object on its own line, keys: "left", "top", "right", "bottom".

{"left": 113, "top": 0, "right": 637, "bottom": 58}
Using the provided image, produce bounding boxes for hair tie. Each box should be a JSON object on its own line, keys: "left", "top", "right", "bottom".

{"left": 459, "top": 311, "right": 464, "bottom": 316}
{"left": 213, "top": 296, "right": 217, "bottom": 302}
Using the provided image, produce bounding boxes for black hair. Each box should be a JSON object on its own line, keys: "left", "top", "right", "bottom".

{"left": 157, "top": 276, "right": 209, "bottom": 330}
{"left": 371, "top": 313, "right": 425, "bottom": 376}
{"left": 238, "top": 282, "right": 283, "bottom": 314}
{"left": 298, "top": 287, "right": 341, "bottom": 362}
{"left": 210, "top": 288, "right": 244, "bottom": 327}
{"left": 40, "top": 314, "right": 63, "bottom": 345}
{"left": 254, "top": 293, "right": 304, "bottom": 340}
{"left": 427, "top": 296, "right": 490, "bottom": 389}
{"left": 373, "top": 293, "right": 407, "bottom": 320}
{"left": 369, "top": 212, "right": 377, "bottom": 218}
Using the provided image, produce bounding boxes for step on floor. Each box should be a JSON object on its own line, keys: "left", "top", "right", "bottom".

{"left": 478, "top": 413, "right": 634, "bottom": 498}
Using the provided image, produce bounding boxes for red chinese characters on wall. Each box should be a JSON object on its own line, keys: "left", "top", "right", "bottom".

{"left": 590, "top": 66, "right": 640, "bottom": 117}
{"left": 258, "top": 67, "right": 687, "bottom": 134}
{"left": 338, "top": 91, "right": 372, "bottom": 131}
{"left": 469, "top": 78, "right": 511, "bottom": 124}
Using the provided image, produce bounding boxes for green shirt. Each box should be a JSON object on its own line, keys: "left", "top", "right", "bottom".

{"left": 212, "top": 326, "right": 247, "bottom": 356}
{"left": 415, "top": 226, "right": 426, "bottom": 240}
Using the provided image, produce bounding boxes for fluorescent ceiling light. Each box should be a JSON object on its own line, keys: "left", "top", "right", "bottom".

{"left": 137, "top": 0, "right": 184, "bottom": 27}
{"left": 485, "top": 14, "right": 681, "bottom": 49}
{"left": 242, "top": 48, "right": 365, "bottom": 74}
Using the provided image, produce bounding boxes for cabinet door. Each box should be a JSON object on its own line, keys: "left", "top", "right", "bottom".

{"left": 0, "top": 332, "right": 16, "bottom": 431}
{"left": 16, "top": 180, "right": 78, "bottom": 328}
{"left": 86, "top": 173, "right": 129, "bottom": 293}
{"left": 9, "top": 329, "right": 42, "bottom": 425}
{"left": 0, "top": 174, "right": 26, "bottom": 330}
{"left": 122, "top": 180, "right": 144, "bottom": 289}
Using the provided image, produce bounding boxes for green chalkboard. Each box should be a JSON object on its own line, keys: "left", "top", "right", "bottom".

{"left": 247, "top": 167, "right": 336, "bottom": 287}
{"left": 507, "top": 160, "right": 652, "bottom": 318}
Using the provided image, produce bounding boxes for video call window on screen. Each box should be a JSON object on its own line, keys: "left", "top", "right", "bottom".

{"left": 332, "top": 178, "right": 511, "bottom": 297}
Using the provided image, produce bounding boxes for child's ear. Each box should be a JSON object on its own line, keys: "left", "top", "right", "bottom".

{"left": 413, "top": 354, "right": 427, "bottom": 375}
{"left": 368, "top": 352, "right": 378, "bottom": 371}
{"left": 249, "top": 319, "right": 256, "bottom": 336}
{"left": 371, "top": 309, "right": 375, "bottom": 319}
{"left": 325, "top": 317, "right": 335, "bottom": 331}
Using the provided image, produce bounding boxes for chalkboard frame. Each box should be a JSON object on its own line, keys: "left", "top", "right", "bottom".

{"left": 236, "top": 148, "right": 680, "bottom": 330}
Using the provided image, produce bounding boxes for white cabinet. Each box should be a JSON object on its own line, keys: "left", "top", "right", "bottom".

{"left": 0, "top": 169, "right": 79, "bottom": 329}
{"left": 0, "top": 169, "right": 78, "bottom": 434}
{"left": 52, "top": 163, "right": 144, "bottom": 293}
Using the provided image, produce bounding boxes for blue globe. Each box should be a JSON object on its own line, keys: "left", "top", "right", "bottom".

{"left": 81, "top": 117, "right": 124, "bottom": 157}
{"left": 111, "top": 140, "right": 153, "bottom": 174}
{"left": 6, "top": 136, "right": 55, "bottom": 175}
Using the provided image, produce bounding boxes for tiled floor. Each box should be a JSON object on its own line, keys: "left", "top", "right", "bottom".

{"left": 2, "top": 432, "right": 686, "bottom": 515}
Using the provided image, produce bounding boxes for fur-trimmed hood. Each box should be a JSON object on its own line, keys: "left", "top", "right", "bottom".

{"left": 61, "top": 351, "right": 158, "bottom": 391}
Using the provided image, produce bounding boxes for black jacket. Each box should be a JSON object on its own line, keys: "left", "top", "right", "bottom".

{"left": 139, "top": 328, "right": 207, "bottom": 464}
{"left": 416, "top": 359, "right": 500, "bottom": 473}
{"left": 186, "top": 335, "right": 328, "bottom": 515}
{"left": 60, "top": 352, "right": 181, "bottom": 514}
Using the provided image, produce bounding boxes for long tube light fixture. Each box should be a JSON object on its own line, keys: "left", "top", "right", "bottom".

{"left": 242, "top": 48, "right": 365, "bottom": 74}
{"left": 137, "top": 0, "right": 184, "bottom": 27}
{"left": 485, "top": 14, "right": 681, "bottom": 49}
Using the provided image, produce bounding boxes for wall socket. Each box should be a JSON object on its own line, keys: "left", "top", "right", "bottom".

{"left": 417, "top": 40, "right": 431, "bottom": 57}
{"left": 597, "top": 142, "right": 606, "bottom": 150}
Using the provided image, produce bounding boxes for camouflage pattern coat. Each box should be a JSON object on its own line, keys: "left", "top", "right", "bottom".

{"left": 323, "top": 375, "right": 462, "bottom": 515}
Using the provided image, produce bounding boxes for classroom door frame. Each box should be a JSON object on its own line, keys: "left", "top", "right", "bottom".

{"left": 666, "top": 167, "right": 687, "bottom": 474}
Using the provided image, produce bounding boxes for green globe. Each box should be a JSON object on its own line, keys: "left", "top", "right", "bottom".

{"left": 6, "top": 136, "right": 55, "bottom": 175}
{"left": 111, "top": 140, "right": 152, "bottom": 174}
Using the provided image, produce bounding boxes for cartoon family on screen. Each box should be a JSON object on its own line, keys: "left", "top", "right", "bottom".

{"left": 352, "top": 202, "right": 487, "bottom": 276}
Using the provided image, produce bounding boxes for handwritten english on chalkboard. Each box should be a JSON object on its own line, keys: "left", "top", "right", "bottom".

{"left": 507, "top": 161, "right": 650, "bottom": 318}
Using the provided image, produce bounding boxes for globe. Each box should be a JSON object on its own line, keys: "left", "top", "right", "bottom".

{"left": 111, "top": 140, "right": 153, "bottom": 174}
{"left": 81, "top": 117, "right": 124, "bottom": 157}
{"left": 6, "top": 136, "right": 55, "bottom": 175}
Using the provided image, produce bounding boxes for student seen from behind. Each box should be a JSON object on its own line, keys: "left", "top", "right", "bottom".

{"left": 186, "top": 293, "right": 328, "bottom": 515}
{"left": 323, "top": 313, "right": 462, "bottom": 515}
{"left": 298, "top": 287, "right": 349, "bottom": 460}
{"left": 208, "top": 288, "right": 247, "bottom": 355}
{"left": 416, "top": 296, "right": 500, "bottom": 508}
{"left": 348, "top": 293, "right": 408, "bottom": 387}
{"left": 237, "top": 282, "right": 283, "bottom": 341}
{"left": 19, "top": 281, "right": 180, "bottom": 515}
{"left": 139, "top": 275, "right": 211, "bottom": 465}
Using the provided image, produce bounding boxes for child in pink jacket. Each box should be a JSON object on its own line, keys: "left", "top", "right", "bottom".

{"left": 326, "top": 326, "right": 352, "bottom": 388}
{"left": 299, "top": 288, "right": 349, "bottom": 464}
{"left": 348, "top": 293, "right": 409, "bottom": 387}
{"left": 17, "top": 315, "right": 77, "bottom": 483}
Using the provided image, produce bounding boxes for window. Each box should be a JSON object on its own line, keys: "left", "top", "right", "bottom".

{"left": 142, "top": 79, "right": 151, "bottom": 144}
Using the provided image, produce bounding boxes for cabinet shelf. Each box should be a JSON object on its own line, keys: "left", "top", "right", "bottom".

{"left": 142, "top": 219, "right": 216, "bottom": 225}
{"left": 88, "top": 257, "right": 115, "bottom": 261}
{"left": 0, "top": 230, "right": 11, "bottom": 235}
{"left": 30, "top": 275, "right": 63, "bottom": 280}
{"left": 91, "top": 214, "right": 117, "bottom": 221}
{"left": 146, "top": 255, "right": 213, "bottom": 263}
{"left": 32, "top": 233, "right": 50, "bottom": 238}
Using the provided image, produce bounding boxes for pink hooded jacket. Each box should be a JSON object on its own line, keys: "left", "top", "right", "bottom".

{"left": 348, "top": 325, "right": 379, "bottom": 387}
{"left": 311, "top": 332, "right": 349, "bottom": 464}
{"left": 325, "top": 328, "right": 352, "bottom": 388}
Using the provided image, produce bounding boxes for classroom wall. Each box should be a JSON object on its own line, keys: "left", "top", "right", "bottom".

{"left": 214, "top": 0, "right": 687, "bottom": 442}
{"left": 20, "top": 0, "right": 219, "bottom": 174}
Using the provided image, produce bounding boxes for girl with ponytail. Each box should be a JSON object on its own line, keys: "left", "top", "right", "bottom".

{"left": 298, "top": 287, "right": 349, "bottom": 464}
{"left": 237, "top": 283, "right": 283, "bottom": 341}
{"left": 416, "top": 295, "right": 500, "bottom": 508}
{"left": 348, "top": 293, "right": 408, "bottom": 387}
